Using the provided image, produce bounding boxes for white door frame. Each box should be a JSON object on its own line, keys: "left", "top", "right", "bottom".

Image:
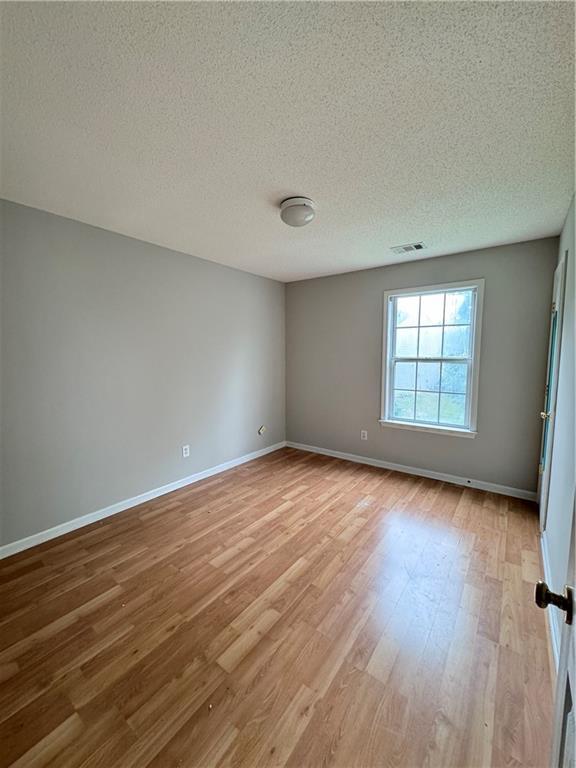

{"left": 538, "top": 253, "right": 568, "bottom": 532}
{"left": 550, "top": 499, "right": 575, "bottom": 767}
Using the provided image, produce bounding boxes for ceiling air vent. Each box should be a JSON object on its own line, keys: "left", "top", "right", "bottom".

{"left": 390, "top": 242, "right": 426, "bottom": 255}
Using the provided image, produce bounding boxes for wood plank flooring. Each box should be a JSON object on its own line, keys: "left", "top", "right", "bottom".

{"left": 0, "top": 448, "right": 553, "bottom": 767}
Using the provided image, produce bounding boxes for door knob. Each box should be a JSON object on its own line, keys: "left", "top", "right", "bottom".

{"left": 540, "top": 411, "right": 551, "bottom": 420}
{"left": 534, "top": 581, "right": 573, "bottom": 625}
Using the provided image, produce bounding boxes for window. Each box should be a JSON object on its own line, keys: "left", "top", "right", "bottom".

{"left": 381, "top": 280, "right": 484, "bottom": 436}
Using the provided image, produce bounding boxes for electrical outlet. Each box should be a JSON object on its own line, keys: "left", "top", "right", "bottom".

{"left": 360, "top": 430, "right": 368, "bottom": 441}
{"left": 258, "top": 425, "right": 267, "bottom": 436}
{"left": 182, "top": 444, "right": 190, "bottom": 458}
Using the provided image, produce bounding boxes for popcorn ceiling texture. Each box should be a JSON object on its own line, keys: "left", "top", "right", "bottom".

{"left": 0, "top": 1, "right": 573, "bottom": 281}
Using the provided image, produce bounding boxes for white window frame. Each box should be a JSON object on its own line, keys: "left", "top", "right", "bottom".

{"left": 380, "top": 279, "right": 484, "bottom": 438}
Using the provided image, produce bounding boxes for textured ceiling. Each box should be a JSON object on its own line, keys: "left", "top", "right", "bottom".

{"left": 1, "top": 2, "right": 574, "bottom": 282}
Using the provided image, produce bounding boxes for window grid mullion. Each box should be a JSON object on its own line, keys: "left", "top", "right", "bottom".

{"left": 437, "top": 361, "right": 442, "bottom": 424}
{"left": 392, "top": 356, "right": 471, "bottom": 363}
{"left": 438, "top": 294, "right": 446, "bottom": 423}
{"left": 414, "top": 297, "right": 421, "bottom": 421}
{"left": 386, "top": 322, "right": 471, "bottom": 329}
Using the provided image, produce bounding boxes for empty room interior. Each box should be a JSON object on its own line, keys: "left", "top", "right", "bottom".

{"left": 0, "top": 2, "right": 575, "bottom": 767}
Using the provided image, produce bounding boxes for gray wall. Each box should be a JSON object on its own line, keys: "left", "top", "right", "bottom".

{"left": 543, "top": 196, "right": 574, "bottom": 651}
{"left": 286, "top": 238, "right": 558, "bottom": 492}
{"left": 0, "top": 201, "right": 285, "bottom": 544}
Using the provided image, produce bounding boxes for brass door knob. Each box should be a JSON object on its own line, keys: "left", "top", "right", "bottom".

{"left": 534, "top": 581, "right": 573, "bottom": 625}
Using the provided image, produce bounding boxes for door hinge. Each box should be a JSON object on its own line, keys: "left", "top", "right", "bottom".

{"left": 539, "top": 462, "right": 544, "bottom": 475}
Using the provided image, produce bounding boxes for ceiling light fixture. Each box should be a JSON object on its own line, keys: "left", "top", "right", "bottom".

{"left": 280, "top": 197, "right": 316, "bottom": 227}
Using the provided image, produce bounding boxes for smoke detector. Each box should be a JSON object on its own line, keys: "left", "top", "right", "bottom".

{"left": 280, "top": 197, "right": 316, "bottom": 227}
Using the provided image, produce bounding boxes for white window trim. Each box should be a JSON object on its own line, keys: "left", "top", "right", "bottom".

{"left": 380, "top": 278, "right": 484, "bottom": 437}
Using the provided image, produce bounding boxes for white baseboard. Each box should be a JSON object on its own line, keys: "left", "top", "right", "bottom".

{"left": 286, "top": 441, "right": 537, "bottom": 501}
{"left": 2, "top": 439, "right": 535, "bottom": 561}
{"left": 540, "top": 531, "right": 560, "bottom": 670}
{"left": 0, "top": 441, "right": 287, "bottom": 560}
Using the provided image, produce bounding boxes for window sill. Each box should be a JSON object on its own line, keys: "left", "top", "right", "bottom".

{"left": 378, "top": 419, "right": 477, "bottom": 438}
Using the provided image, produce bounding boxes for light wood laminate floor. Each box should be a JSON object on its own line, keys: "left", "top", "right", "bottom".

{"left": 0, "top": 448, "right": 553, "bottom": 767}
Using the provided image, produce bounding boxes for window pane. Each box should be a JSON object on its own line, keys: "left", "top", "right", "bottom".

{"left": 417, "top": 362, "right": 440, "bottom": 392}
{"left": 439, "top": 393, "right": 467, "bottom": 426}
{"left": 393, "top": 390, "right": 415, "bottom": 420}
{"left": 443, "top": 325, "right": 470, "bottom": 357}
{"left": 394, "top": 361, "right": 416, "bottom": 390}
{"left": 396, "top": 296, "right": 419, "bottom": 327}
{"left": 441, "top": 363, "right": 468, "bottom": 394}
{"left": 415, "top": 391, "right": 439, "bottom": 423}
{"left": 418, "top": 327, "right": 442, "bottom": 357}
{"left": 420, "top": 293, "right": 444, "bottom": 326}
{"left": 445, "top": 291, "right": 472, "bottom": 325}
{"left": 396, "top": 328, "right": 418, "bottom": 357}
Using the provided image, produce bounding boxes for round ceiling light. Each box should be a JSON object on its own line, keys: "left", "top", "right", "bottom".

{"left": 280, "top": 197, "right": 316, "bottom": 227}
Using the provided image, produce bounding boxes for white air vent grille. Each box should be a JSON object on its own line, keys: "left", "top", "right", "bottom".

{"left": 391, "top": 242, "right": 426, "bottom": 255}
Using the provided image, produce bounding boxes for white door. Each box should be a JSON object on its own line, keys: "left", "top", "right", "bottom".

{"left": 538, "top": 254, "right": 568, "bottom": 531}
{"left": 536, "top": 500, "right": 575, "bottom": 766}
{"left": 551, "top": 503, "right": 574, "bottom": 767}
